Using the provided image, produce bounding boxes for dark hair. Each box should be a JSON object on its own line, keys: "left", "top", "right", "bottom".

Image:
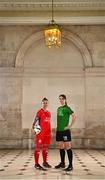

{"left": 42, "top": 97, "right": 48, "bottom": 102}
{"left": 59, "top": 94, "right": 67, "bottom": 105}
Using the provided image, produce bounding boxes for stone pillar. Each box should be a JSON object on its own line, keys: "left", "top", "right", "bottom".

{"left": 84, "top": 68, "right": 105, "bottom": 149}
{"left": 0, "top": 68, "right": 23, "bottom": 149}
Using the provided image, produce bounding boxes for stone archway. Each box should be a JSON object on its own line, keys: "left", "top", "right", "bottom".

{"left": 15, "top": 29, "right": 93, "bottom": 148}
{"left": 15, "top": 29, "right": 92, "bottom": 68}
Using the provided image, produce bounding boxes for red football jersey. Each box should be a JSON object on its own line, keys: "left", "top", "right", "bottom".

{"left": 34, "top": 108, "right": 51, "bottom": 136}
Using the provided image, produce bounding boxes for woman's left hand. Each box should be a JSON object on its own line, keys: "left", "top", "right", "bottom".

{"left": 64, "top": 126, "right": 70, "bottom": 130}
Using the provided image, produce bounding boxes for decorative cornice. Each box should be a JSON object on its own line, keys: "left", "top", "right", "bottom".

{"left": 0, "top": 0, "right": 105, "bottom": 25}
{"left": 0, "top": 16, "right": 105, "bottom": 25}
{"left": 0, "top": 0, "right": 105, "bottom": 11}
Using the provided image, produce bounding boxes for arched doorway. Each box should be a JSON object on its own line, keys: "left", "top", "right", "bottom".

{"left": 15, "top": 29, "right": 92, "bottom": 148}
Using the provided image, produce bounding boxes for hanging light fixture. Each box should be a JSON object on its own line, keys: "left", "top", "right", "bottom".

{"left": 44, "top": 0, "right": 61, "bottom": 48}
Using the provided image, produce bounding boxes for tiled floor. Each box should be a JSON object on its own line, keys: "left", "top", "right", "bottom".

{"left": 0, "top": 149, "right": 105, "bottom": 179}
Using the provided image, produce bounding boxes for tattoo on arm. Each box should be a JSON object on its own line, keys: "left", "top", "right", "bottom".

{"left": 32, "top": 116, "right": 40, "bottom": 129}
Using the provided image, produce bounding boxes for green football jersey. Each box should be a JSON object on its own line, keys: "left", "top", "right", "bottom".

{"left": 57, "top": 105, "right": 74, "bottom": 131}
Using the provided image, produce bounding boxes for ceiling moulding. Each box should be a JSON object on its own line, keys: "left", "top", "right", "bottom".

{"left": 0, "top": 16, "right": 105, "bottom": 25}
{"left": 0, "top": 0, "right": 105, "bottom": 11}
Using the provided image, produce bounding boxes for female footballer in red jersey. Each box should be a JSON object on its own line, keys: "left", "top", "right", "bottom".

{"left": 32, "top": 98, "right": 52, "bottom": 170}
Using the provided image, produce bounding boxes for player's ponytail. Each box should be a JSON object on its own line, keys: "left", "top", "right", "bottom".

{"left": 59, "top": 94, "right": 67, "bottom": 105}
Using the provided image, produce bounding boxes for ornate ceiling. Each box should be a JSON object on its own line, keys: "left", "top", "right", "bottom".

{"left": 0, "top": 0, "right": 105, "bottom": 25}
{"left": 0, "top": 0, "right": 105, "bottom": 11}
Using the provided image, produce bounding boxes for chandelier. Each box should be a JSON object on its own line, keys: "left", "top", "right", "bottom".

{"left": 44, "top": 0, "right": 61, "bottom": 48}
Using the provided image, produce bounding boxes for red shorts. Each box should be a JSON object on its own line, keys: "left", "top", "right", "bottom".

{"left": 35, "top": 134, "right": 51, "bottom": 145}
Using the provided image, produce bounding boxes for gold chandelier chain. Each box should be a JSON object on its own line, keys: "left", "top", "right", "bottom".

{"left": 51, "top": 0, "right": 54, "bottom": 23}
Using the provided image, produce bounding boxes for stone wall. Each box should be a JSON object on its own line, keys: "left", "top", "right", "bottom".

{"left": 0, "top": 25, "right": 105, "bottom": 149}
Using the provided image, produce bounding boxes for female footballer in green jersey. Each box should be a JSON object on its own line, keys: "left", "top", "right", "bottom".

{"left": 55, "top": 94, "right": 76, "bottom": 171}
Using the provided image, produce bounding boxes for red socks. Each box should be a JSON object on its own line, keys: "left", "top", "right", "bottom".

{"left": 34, "top": 144, "right": 48, "bottom": 165}
{"left": 34, "top": 146, "right": 40, "bottom": 165}
{"left": 42, "top": 145, "right": 48, "bottom": 164}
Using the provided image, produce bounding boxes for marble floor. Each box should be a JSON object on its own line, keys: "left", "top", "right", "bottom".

{"left": 0, "top": 149, "right": 105, "bottom": 180}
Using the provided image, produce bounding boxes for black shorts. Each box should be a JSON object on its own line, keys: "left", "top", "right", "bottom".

{"left": 56, "top": 129, "right": 71, "bottom": 142}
